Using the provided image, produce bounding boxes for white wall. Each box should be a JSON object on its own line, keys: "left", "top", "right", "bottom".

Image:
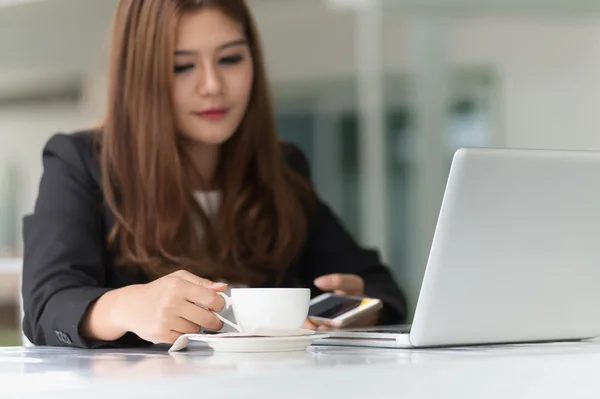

{"left": 448, "top": 18, "right": 600, "bottom": 150}
{"left": 0, "top": 101, "right": 90, "bottom": 221}
{"left": 255, "top": 10, "right": 600, "bottom": 151}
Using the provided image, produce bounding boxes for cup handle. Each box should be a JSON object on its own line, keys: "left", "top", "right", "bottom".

{"left": 217, "top": 292, "right": 232, "bottom": 310}
{"left": 213, "top": 292, "right": 242, "bottom": 332}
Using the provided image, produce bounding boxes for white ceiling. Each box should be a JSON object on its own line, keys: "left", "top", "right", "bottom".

{"left": 2, "top": 0, "right": 600, "bottom": 100}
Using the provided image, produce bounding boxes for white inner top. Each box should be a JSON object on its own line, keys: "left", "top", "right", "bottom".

{"left": 192, "top": 190, "right": 221, "bottom": 218}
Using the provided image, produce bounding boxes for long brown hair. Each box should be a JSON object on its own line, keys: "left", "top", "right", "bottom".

{"left": 100, "top": 0, "right": 314, "bottom": 284}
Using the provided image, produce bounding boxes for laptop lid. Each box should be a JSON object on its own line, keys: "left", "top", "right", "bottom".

{"left": 409, "top": 147, "right": 600, "bottom": 347}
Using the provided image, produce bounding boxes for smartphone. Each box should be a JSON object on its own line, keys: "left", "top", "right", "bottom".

{"left": 308, "top": 293, "right": 383, "bottom": 328}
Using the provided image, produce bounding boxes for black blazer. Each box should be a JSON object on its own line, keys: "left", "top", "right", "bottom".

{"left": 22, "top": 131, "right": 406, "bottom": 348}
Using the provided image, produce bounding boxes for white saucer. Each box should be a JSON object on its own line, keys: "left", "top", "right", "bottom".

{"left": 169, "top": 333, "right": 330, "bottom": 353}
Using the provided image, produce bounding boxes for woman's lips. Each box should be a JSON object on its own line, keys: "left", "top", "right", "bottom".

{"left": 193, "top": 108, "right": 228, "bottom": 121}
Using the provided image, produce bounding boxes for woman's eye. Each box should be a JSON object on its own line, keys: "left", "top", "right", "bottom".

{"left": 174, "top": 64, "right": 194, "bottom": 74}
{"left": 219, "top": 55, "right": 243, "bottom": 65}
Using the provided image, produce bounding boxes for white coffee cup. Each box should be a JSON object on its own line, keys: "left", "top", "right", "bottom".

{"left": 216, "top": 288, "right": 310, "bottom": 333}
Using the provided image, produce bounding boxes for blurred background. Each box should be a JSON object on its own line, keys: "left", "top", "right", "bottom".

{"left": 2, "top": 0, "right": 600, "bottom": 346}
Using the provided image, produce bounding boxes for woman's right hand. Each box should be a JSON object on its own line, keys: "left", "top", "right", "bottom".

{"left": 82, "top": 270, "right": 227, "bottom": 344}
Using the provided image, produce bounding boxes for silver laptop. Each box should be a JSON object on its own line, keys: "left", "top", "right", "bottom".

{"left": 317, "top": 147, "right": 600, "bottom": 348}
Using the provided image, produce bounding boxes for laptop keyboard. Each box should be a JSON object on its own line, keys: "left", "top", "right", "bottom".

{"left": 345, "top": 325, "right": 411, "bottom": 334}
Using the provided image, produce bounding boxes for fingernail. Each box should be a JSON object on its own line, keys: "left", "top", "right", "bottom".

{"left": 210, "top": 282, "right": 228, "bottom": 288}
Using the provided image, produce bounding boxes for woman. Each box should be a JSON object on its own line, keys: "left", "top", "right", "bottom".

{"left": 21, "top": 0, "right": 406, "bottom": 349}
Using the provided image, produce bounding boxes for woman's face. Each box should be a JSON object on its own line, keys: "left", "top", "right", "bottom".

{"left": 172, "top": 8, "right": 254, "bottom": 148}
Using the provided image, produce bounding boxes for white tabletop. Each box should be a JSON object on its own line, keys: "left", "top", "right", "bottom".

{"left": 2, "top": 339, "right": 600, "bottom": 398}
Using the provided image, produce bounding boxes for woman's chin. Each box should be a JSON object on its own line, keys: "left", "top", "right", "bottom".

{"left": 180, "top": 131, "right": 234, "bottom": 147}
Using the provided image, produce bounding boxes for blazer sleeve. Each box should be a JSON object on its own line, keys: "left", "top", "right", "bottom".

{"left": 283, "top": 143, "right": 407, "bottom": 325}
{"left": 21, "top": 133, "right": 148, "bottom": 348}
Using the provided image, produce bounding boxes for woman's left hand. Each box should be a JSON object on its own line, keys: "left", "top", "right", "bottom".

{"left": 313, "top": 273, "right": 365, "bottom": 296}
{"left": 303, "top": 273, "right": 379, "bottom": 330}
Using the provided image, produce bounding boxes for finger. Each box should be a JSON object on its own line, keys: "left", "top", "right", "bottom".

{"left": 318, "top": 325, "right": 330, "bottom": 331}
{"left": 303, "top": 319, "right": 318, "bottom": 330}
{"left": 314, "top": 274, "right": 364, "bottom": 295}
{"left": 180, "top": 280, "right": 225, "bottom": 312}
{"left": 341, "top": 275, "right": 364, "bottom": 296}
{"left": 334, "top": 290, "right": 347, "bottom": 296}
{"left": 313, "top": 274, "right": 344, "bottom": 291}
{"left": 347, "top": 310, "right": 380, "bottom": 328}
{"left": 154, "top": 331, "right": 182, "bottom": 345}
{"left": 170, "top": 317, "right": 202, "bottom": 335}
{"left": 179, "top": 301, "right": 224, "bottom": 331}
{"left": 173, "top": 270, "right": 228, "bottom": 291}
